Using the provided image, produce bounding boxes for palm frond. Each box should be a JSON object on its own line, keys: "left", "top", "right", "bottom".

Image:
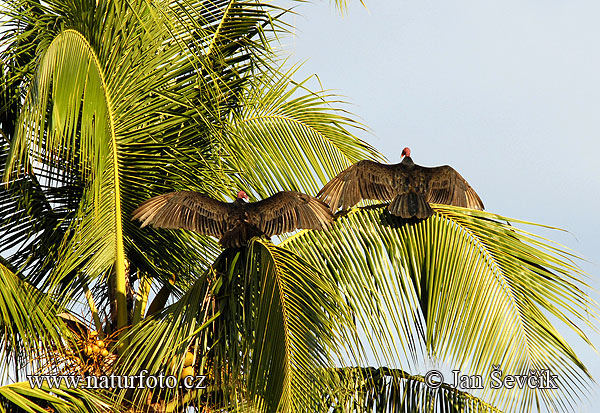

{"left": 114, "top": 239, "right": 359, "bottom": 412}
{"left": 239, "top": 240, "right": 357, "bottom": 411}
{"left": 323, "top": 367, "right": 503, "bottom": 413}
{"left": 0, "top": 263, "right": 70, "bottom": 379}
{"left": 3, "top": 1, "right": 594, "bottom": 412}
{"left": 283, "top": 205, "right": 598, "bottom": 412}
{"left": 1, "top": 0, "right": 230, "bottom": 321}
{"left": 0, "top": 381, "right": 120, "bottom": 413}
{"left": 0, "top": 132, "right": 76, "bottom": 285}
{"left": 224, "top": 65, "right": 382, "bottom": 198}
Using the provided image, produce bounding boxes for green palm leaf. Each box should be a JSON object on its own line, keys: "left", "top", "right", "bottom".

{"left": 2, "top": 1, "right": 594, "bottom": 412}
{"left": 0, "top": 381, "right": 121, "bottom": 413}
{"left": 240, "top": 240, "right": 355, "bottom": 411}
{"left": 2, "top": 0, "right": 241, "bottom": 330}
{"left": 0, "top": 263, "right": 66, "bottom": 372}
{"left": 0, "top": 263, "right": 98, "bottom": 388}
{"left": 115, "top": 239, "right": 358, "bottom": 412}
{"left": 283, "top": 205, "right": 597, "bottom": 412}
{"left": 223, "top": 65, "right": 382, "bottom": 197}
{"left": 324, "top": 367, "right": 503, "bottom": 412}
{"left": 5, "top": 26, "right": 131, "bottom": 333}
{"left": 0, "top": 134, "right": 76, "bottom": 285}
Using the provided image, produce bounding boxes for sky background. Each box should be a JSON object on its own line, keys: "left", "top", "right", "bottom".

{"left": 282, "top": 0, "right": 599, "bottom": 411}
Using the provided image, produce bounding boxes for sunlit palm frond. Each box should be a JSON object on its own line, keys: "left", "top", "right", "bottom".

{"left": 0, "top": 263, "right": 69, "bottom": 378}
{"left": 169, "top": 0, "right": 282, "bottom": 62}
{"left": 115, "top": 239, "right": 359, "bottom": 412}
{"left": 153, "top": 0, "right": 291, "bottom": 154}
{"left": 238, "top": 240, "right": 358, "bottom": 411}
{"left": 2, "top": 1, "right": 594, "bottom": 412}
{"left": 283, "top": 205, "right": 598, "bottom": 412}
{"left": 4, "top": 28, "right": 132, "bottom": 336}
{"left": 1, "top": 0, "right": 232, "bottom": 324}
{"left": 224, "top": 65, "right": 382, "bottom": 198}
{"left": 0, "top": 381, "right": 120, "bottom": 413}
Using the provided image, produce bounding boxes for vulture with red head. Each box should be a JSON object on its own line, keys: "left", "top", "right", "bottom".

{"left": 318, "top": 147, "right": 484, "bottom": 219}
{"left": 133, "top": 190, "right": 333, "bottom": 248}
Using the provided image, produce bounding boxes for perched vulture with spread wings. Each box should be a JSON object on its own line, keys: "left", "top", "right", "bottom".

{"left": 133, "top": 190, "right": 333, "bottom": 248}
{"left": 318, "top": 147, "right": 484, "bottom": 219}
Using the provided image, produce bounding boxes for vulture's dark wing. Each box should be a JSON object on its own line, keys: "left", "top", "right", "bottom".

{"left": 317, "top": 160, "right": 397, "bottom": 212}
{"left": 418, "top": 165, "right": 484, "bottom": 210}
{"left": 245, "top": 191, "right": 333, "bottom": 237}
{"left": 132, "top": 191, "right": 233, "bottom": 237}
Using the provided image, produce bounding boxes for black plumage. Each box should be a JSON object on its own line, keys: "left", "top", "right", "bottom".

{"left": 133, "top": 190, "right": 333, "bottom": 248}
{"left": 317, "top": 147, "right": 484, "bottom": 219}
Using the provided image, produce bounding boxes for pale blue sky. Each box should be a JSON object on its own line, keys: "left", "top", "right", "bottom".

{"left": 284, "top": 1, "right": 600, "bottom": 411}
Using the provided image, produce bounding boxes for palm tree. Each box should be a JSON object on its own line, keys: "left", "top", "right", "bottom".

{"left": 0, "top": 0, "right": 596, "bottom": 412}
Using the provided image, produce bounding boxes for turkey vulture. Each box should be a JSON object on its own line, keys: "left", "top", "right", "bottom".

{"left": 317, "top": 147, "right": 484, "bottom": 219}
{"left": 133, "top": 190, "right": 333, "bottom": 248}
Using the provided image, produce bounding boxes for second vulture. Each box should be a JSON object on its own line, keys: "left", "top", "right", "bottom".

{"left": 318, "top": 147, "right": 484, "bottom": 219}
{"left": 133, "top": 190, "right": 333, "bottom": 248}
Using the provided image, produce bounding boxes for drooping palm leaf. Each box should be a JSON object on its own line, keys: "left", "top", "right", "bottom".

{"left": 238, "top": 240, "right": 357, "bottom": 412}
{"left": 115, "top": 239, "right": 359, "bottom": 412}
{"left": 1, "top": 0, "right": 234, "bottom": 328}
{"left": 0, "top": 263, "right": 77, "bottom": 380}
{"left": 283, "top": 205, "right": 598, "bottom": 412}
{"left": 0, "top": 381, "right": 121, "bottom": 413}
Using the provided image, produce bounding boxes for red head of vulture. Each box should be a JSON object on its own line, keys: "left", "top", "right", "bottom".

{"left": 133, "top": 190, "right": 333, "bottom": 248}
{"left": 317, "top": 147, "right": 484, "bottom": 219}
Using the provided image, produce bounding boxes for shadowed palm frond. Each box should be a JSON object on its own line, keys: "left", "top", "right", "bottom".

{"left": 323, "top": 367, "right": 503, "bottom": 413}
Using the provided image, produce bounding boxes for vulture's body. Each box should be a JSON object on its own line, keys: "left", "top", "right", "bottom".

{"left": 133, "top": 190, "right": 333, "bottom": 248}
{"left": 318, "top": 148, "right": 484, "bottom": 219}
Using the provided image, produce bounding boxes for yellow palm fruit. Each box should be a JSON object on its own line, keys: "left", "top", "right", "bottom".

{"left": 181, "top": 366, "right": 194, "bottom": 379}
{"left": 184, "top": 352, "right": 194, "bottom": 367}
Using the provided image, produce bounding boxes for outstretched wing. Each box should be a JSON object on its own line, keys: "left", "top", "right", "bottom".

{"left": 317, "top": 160, "right": 397, "bottom": 212}
{"left": 246, "top": 191, "right": 333, "bottom": 237}
{"left": 420, "top": 165, "right": 484, "bottom": 210}
{"left": 132, "top": 191, "right": 233, "bottom": 237}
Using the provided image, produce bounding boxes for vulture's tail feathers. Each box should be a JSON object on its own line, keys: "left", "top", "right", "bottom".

{"left": 389, "top": 192, "right": 434, "bottom": 219}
